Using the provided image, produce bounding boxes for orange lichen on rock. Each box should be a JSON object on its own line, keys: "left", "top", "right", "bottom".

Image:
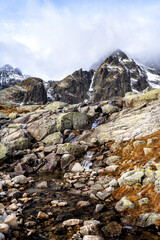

{"left": 104, "top": 130, "right": 160, "bottom": 179}
{"left": 0, "top": 104, "right": 40, "bottom": 115}
{"left": 112, "top": 184, "right": 160, "bottom": 218}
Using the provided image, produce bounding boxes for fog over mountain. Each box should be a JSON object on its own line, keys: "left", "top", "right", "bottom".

{"left": 0, "top": 0, "right": 160, "bottom": 80}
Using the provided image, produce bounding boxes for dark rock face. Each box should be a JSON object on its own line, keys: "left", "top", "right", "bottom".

{"left": 46, "top": 69, "right": 94, "bottom": 104}
{"left": 91, "top": 50, "right": 149, "bottom": 102}
{"left": 0, "top": 77, "right": 47, "bottom": 105}
{"left": 18, "top": 78, "right": 47, "bottom": 104}
{"left": 0, "top": 64, "right": 24, "bottom": 90}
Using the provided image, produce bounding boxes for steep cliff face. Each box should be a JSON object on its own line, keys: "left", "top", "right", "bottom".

{"left": 90, "top": 50, "right": 149, "bottom": 102}
{"left": 0, "top": 77, "right": 47, "bottom": 105}
{"left": 0, "top": 64, "right": 24, "bottom": 90}
{"left": 46, "top": 69, "right": 94, "bottom": 104}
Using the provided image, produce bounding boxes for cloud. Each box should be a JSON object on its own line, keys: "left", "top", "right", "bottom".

{"left": 0, "top": 0, "right": 160, "bottom": 80}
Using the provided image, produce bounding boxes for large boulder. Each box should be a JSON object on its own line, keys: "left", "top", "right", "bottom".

{"left": 43, "top": 132, "right": 63, "bottom": 145}
{"left": 57, "top": 112, "right": 89, "bottom": 132}
{"left": 80, "top": 98, "right": 160, "bottom": 144}
{"left": 136, "top": 213, "right": 160, "bottom": 227}
{"left": 57, "top": 143, "right": 87, "bottom": 157}
{"left": 118, "top": 169, "right": 144, "bottom": 186}
{"left": 0, "top": 143, "right": 11, "bottom": 162}
{"left": 124, "top": 89, "right": 160, "bottom": 107}
{"left": 7, "top": 138, "right": 29, "bottom": 150}
{"left": 115, "top": 196, "right": 135, "bottom": 212}
{"left": 27, "top": 113, "right": 57, "bottom": 141}
{"left": 44, "top": 101, "right": 68, "bottom": 111}
{"left": 1, "top": 129, "right": 27, "bottom": 143}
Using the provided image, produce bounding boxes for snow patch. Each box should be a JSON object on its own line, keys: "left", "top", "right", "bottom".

{"left": 146, "top": 70, "right": 160, "bottom": 89}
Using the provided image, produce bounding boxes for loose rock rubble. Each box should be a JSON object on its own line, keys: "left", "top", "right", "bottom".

{"left": 0, "top": 90, "right": 160, "bottom": 239}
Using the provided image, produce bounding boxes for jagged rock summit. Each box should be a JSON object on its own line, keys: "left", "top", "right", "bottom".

{"left": 0, "top": 64, "right": 24, "bottom": 90}
{"left": 89, "top": 49, "right": 148, "bottom": 102}
{"left": 46, "top": 68, "right": 94, "bottom": 104}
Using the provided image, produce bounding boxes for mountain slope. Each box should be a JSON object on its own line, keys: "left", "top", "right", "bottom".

{"left": 0, "top": 77, "right": 47, "bottom": 105}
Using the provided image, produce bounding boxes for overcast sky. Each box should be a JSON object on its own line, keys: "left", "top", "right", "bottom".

{"left": 0, "top": 0, "right": 160, "bottom": 80}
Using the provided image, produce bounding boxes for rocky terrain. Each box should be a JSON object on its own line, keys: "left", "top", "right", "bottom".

{"left": 0, "top": 50, "right": 160, "bottom": 240}
{"left": 0, "top": 86, "right": 160, "bottom": 239}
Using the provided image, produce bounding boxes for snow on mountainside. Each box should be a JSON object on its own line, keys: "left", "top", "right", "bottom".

{"left": 143, "top": 67, "right": 160, "bottom": 89}
{"left": 90, "top": 50, "right": 160, "bottom": 95}
{"left": 0, "top": 64, "right": 25, "bottom": 90}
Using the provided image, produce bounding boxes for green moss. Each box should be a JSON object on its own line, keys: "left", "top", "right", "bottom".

{"left": 57, "top": 143, "right": 86, "bottom": 157}
{"left": 8, "top": 138, "right": 29, "bottom": 150}
{"left": 43, "top": 132, "right": 63, "bottom": 145}
{"left": 0, "top": 143, "right": 10, "bottom": 160}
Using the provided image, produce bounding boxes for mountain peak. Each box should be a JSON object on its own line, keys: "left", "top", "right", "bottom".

{"left": 110, "top": 49, "right": 128, "bottom": 59}
{"left": 0, "top": 64, "right": 24, "bottom": 90}
{"left": 0, "top": 64, "right": 14, "bottom": 71}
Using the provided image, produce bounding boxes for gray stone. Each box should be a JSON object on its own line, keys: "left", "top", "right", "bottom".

{"left": 133, "top": 140, "right": 145, "bottom": 148}
{"left": 61, "top": 154, "right": 75, "bottom": 170}
{"left": 0, "top": 223, "right": 9, "bottom": 234}
{"left": 39, "top": 160, "right": 57, "bottom": 173}
{"left": 102, "top": 105, "right": 119, "bottom": 115}
{"left": 0, "top": 233, "right": 5, "bottom": 240}
{"left": 84, "top": 220, "right": 100, "bottom": 226}
{"left": 0, "top": 143, "right": 11, "bottom": 162}
{"left": 77, "top": 201, "right": 91, "bottom": 208}
{"left": 37, "top": 211, "right": 49, "bottom": 220}
{"left": 27, "top": 114, "right": 57, "bottom": 141}
{"left": 118, "top": 169, "right": 144, "bottom": 186}
{"left": 62, "top": 219, "right": 83, "bottom": 226}
{"left": 57, "top": 112, "right": 88, "bottom": 132}
{"left": 4, "top": 214, "right": 18, "bottom": 228}
{"left": 83, "top": 235, "right": 104, "bottom": 240}
{"left": 0, "top": 113, "right": 9, "bottom": 119}
{"left": 80, "top": 224, "right": 99, "bottom": 236}
{"left": 136, "top": 213, "right": 160, "bottom": 227}
{"left": 154, "top": 178, "right": 160, "bottom": 194}
{"left": 105, "top": 165, "right": 118, "bottom": 172}
{"left": 143, "top": 148, "right": 152, "bottom": 155}
{"left": 115, "top": 196, "right": 135, "bottom": 212}
{"left": 7, "top": 138, "right": 29, "bottom": 150}
{"left": 138, "top": 198, "right": 149, "bottom": 206}
{"left": 72, "top": 163, "right": 84, "bottom": 172}
{"left": 36, "top": 181, "right": 48, "bottom": 189}
{"left": 105, "top": 156, "right": 121, "bottom": 165}
{"left": 95, "top": 204, "right": 104, "bottom": 213}
{"left": 57, "top": 143, "right": 87, "bottom": 157}
{"left": 43, "top": 132, "right": 63, "bottom": 145}
{"left": 96, "top": 191, "right": 111, "bottom": 200}
{"left": 12, "top": 175, "right": 28, "bottom": 184}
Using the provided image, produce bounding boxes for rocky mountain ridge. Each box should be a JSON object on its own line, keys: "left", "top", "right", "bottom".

{"left": 1, "top": 50, "right": 160, "bottom": 106}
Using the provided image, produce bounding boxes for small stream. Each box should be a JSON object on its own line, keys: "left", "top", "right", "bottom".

{"left": 18, "top": 172, "right": 160, "bottom": 240}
